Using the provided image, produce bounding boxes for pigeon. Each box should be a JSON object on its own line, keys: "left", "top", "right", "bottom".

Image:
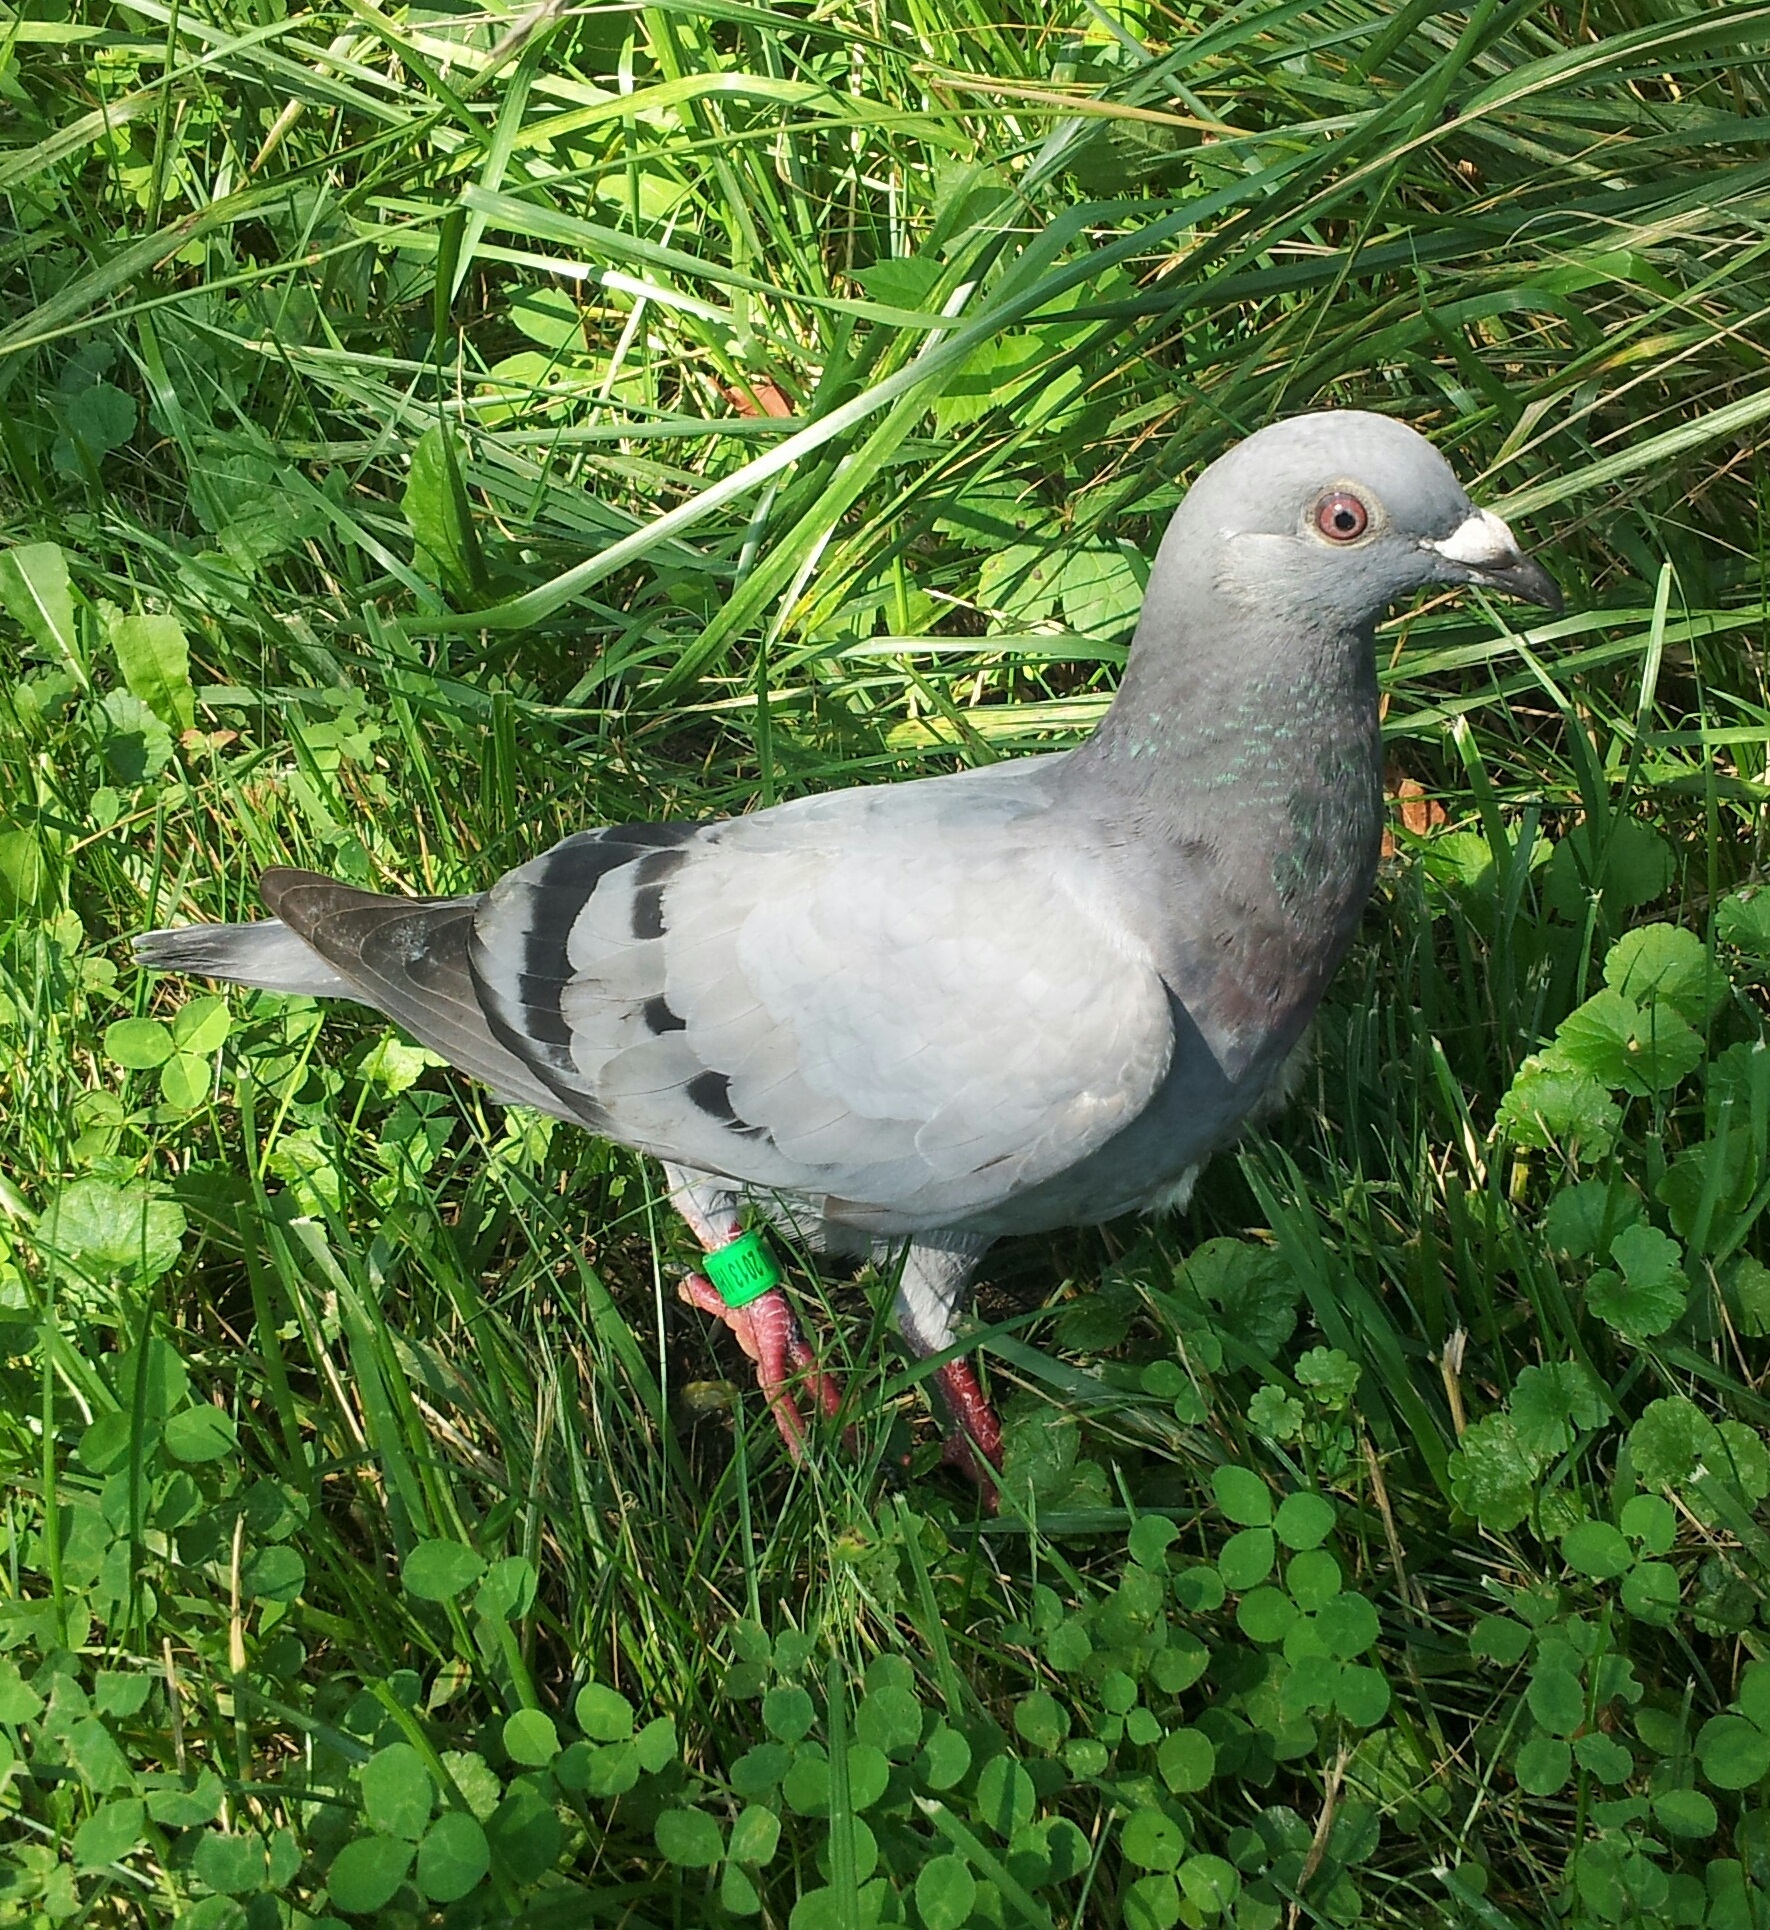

{"left": 136, "top": 411, "right": 1561, "bottom": 1497}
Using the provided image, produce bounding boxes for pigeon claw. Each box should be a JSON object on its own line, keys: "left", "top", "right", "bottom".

{"left": 677, "top": 1274, "right": 849, "bottom": 1461}
{"left": 930, "top": 1358, "right": 1004, "bottom": 1512}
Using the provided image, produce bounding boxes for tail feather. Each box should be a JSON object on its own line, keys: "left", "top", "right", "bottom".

{"left": 138, "top": 870, "right": 579, "bottom": 1122}
{"left": 133, "top": 920, "right": 355, "bottom": 997}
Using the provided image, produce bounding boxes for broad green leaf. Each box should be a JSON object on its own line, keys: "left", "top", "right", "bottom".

{"left": 1123, "top": 1874, "right": 1182, "bottom": 1930}
{"left": 361, "top": 1744, "right": 433, "bottom": 1840}
{"left": 327, "top": 1834, "right": 414, "bottom": 1914}
{"left": 106, "top": 609, "right": 194, "bottom": 732}
{"left": 974, "top": 1754, "right": 1036, "bottom": 1837}
{"left": 1544, "top": 817, "right": 1673, "bottom": 920}
{"left": 1151, "top": 1631, "right": 1207, "bottom": 1694}
{"left": 1295, "top": 1346, "right": 1360, "bottom": 1404}
{"left": 1715, "top": 1418, "right": 1770, "bottom": 1501}
{"left": 1236, "top": 1586, "right": 1298, "bottom": 1644}
{"left": 846, "top": 1741, "right": 890, "bottom": 1811}
{"left": 1157, "top": 1727, "right": 1215, "bottom": 1793}
{"left": 855, "top": 1686, "right": 924, "bottom": 1756}
{"left": 416, "top": 1812, "right": 489, "bottom": 1903}
{"left": 632, "top": 1715, "right": 676, "bottom": 1772}
{"left": 1216, "top": 1527, "right": 1274, "bottom": 1591}
{"left": 97, "top": 688, "right": 172, "bottom": 784}
{"left": 1696, "top": 1714, "right": 1770, "bottom": 1790}
{"left": 1335, "top": 1664, "right": 1391, "bottom": 1727}
{"left": 1314, "top": 1593, "right": 1380, "bottom": 1660}
{"left": 572, "top": 1684, "right": 631, "bottom": 1746}
{"left": 1542, "top": 1180, "right": 1640, "bottom": 1258}
{"left": 1123, "top": 1806, "right": 1188, "bottom": 1872}
{"left": 147, "top": 1769, "right": 224, "bottom": 1827}
{"left": 1658, "top": 1130, "right": 1759, "bottom": 1246}
{"left": 104, "top": 1017, "right": 174, "bottom": 1069}
{"left": 1629, "top": 1397, "right": 1722, "bottom": 1487}
{"left": 1587, "top": 1223, "right": 1687, "bottom": 1338}
{"left": 1272, "top": 1490, "right": 1335, "bottom": 1550}
{"left": 0, "top": 824, "right": 47, "bottom": 909}
{"left": 976, "top": 541, "right": 1061, "bottom": 627}
{"left": 915, "top": 1723, "right": 970, "bottom": 1791}
{"left": 1176, "top": 1238, "right": 1299, "bottom": 1356}
{"left": 1212, "top": 1465, "right": 1272, "bottom": 1526}
{"left": 401, "top": 1540, "right": 485, "bottom": 1603}
{"left": 653, "top": 1806, "right": 722, "bottom": 1868}
{"left": 475, "top": 1555, "right": 537, "bottom": 1623}
{"left": 1514, "top": 1735, "right": 1571, "bottom": 1795}
{"left": 192, "top": 1830, "right": 265, "bottom": 1895}
{"left": 728, "top": 1804, "right": 780, "bottom": 1865}
{"left": 1470, "top": 1617, "right": 1531, "bottom": 1666}
{"left": 1603, "top": 923, "right": 1717, "bottom": 1024}
{"left": 0, "top": 541, "right": 82, "bottom": 677}
{"left": 40, "top": 1178, "right": 185, "bottom": 1283}
{"left": 403, "top": 427, "right": 474, "bottom": 588}
{"left": 0, "top": 1662, "right": 43, "bottom": 1724}
{"left": 1716, "top": 890, "right": 1770, "bottom": 956}
{"left": 485, "top": 1780, "right": 560, "bottom": 1881}
{"left": 1285, "top": 1549, "right": 1342, "bottom": 1610}
{"left": 240, "top": 1546, "right": 304, "bottom": 1602}
{"left": 72, "top": 1796, "right": 146, "bottom": 1870}
{"left": 915, "top": 1854, "right": 977, "bottom": 1930}
{"left": 1059, "top": 543, "right": 1143, "bottom": 639}
{"left": 508, "top": 286, "right": 583, "bottom": 349}
{"left": 1550, "top": 987, "right": 1703, "bottom": 1096}
{"left": 761, "top": 1684, "right": 814, "bottom": 1743}
{"left": 172, "top": 996, "right": 231, "bottom": 1055}
{"left": 1129, "top": 1514, "right": 1179, "bottom": 1566}
{"left": 66, "top": 1715, "right": 133, "bottom": 1792}
{"left": 1511, "top": 1362, "right": 1606, "bottom": 1456}
{"left": 1178, "top": 1852, "right": 1240, "bottom": 1914}
{"left": 56, "top": 381, "right": 136, "bottom": 472}
{"left": 1739, "top": 1662, "right": 1770, "bottom": 1731}
{"left": 852, "top": 257, "right": 943, "bottom": 310}
{"left": 1013, "top": 1691, "right": 1070, "bottom": 1752}
{"left": 1573, "top": 1732, "right": 1633, "bottom": 1784}
{"left": 1448, "top": 1414, "right": 1538, "bottom": 1530}
{"left": 1248, "top": 1386, "right": 1303, "bottom": 1440}
{"left": 1653, "top": 1788, "right": 1718, "bottom": 1838}
{"left": 158, "top": 1050, "right": 212, "bottom": 1111}
{"left": 1620, "top": 1494, "right": 1676, "bottom": 1552}
{"left": 164, "top": 1406, "right": 238, "bottom": 1464}
{"left": 497, "top": 1713, "right": 552, "bottom": 1767}
{"left": 1560, "top": 1520, "right": 1633, "bottom": 1581}
{"left": 1495, "top": 1062, "right": 1621, "bottom": 1159}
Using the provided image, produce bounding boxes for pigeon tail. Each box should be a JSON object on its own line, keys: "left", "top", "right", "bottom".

{"left": 133, "top": 920, "right": 354, "bottom": 997}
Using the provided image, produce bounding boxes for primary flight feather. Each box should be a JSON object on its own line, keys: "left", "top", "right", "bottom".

{"left": 138, "top": 411, "right": 1562, "bottom": 1493}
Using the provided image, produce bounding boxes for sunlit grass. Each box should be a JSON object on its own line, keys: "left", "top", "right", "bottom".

{"left": 3, "top": 1, "right": 1770, "bottom": 1923}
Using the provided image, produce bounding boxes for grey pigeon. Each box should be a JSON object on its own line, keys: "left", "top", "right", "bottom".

{"left": 136, "top": 411, "right": 1560, "bottom": 1494}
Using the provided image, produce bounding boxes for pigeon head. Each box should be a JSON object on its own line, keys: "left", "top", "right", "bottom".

{"left": 1188, "top": 410, "right": 1563, "bottom": 626}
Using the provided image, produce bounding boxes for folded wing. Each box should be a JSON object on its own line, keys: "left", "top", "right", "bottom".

{"left": 467, "top": 772, "right": 1175, "bottom": 1229}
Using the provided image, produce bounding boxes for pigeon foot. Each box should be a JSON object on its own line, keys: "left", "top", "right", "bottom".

{"left": 930, "top": 1358, "right": 1004, "bottom": 1510}
{"left": 676, "top": 1272, "right": 846, "bottom": 1459}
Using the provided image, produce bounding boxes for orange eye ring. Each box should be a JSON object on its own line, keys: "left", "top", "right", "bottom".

{"left": 1315, "top": 492, "right": 1369, "bottom": 542}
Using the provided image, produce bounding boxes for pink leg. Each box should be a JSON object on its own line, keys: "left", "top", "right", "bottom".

{"left": 930, "top": 1357, "right": 1003, "bottom": 1508}
{"left": 676, "top": 1265, "right": 846, "bottom": 1461}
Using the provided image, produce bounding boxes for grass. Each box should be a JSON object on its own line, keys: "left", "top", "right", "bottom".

{"left": 5, "top": 0, "right": 1770, "bottom": 1923}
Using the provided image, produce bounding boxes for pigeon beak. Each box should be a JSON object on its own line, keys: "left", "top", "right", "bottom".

{"left": 1425, "top": 506, "right": 1564, "bottom": 614}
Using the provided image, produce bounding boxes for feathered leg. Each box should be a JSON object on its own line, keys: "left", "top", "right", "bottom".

{"left": 891, "top": 1234, "right": 1002, "bottom": 1500}
{"left": 665, "top": 1166, "right": 844, "bottom": 1458}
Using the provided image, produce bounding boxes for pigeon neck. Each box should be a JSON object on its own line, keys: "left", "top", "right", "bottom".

{"left": 1073, "top": 603, "right": 1381, "bottom": 808}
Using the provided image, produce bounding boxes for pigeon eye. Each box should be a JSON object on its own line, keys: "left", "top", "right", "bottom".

{"left": 1315, "top": 492, "right": 1370, "bottom": 542}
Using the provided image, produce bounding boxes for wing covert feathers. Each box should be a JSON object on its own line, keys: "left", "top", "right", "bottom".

{"left": 468, "top": 783, "right": 1175, "bottom": 1229}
